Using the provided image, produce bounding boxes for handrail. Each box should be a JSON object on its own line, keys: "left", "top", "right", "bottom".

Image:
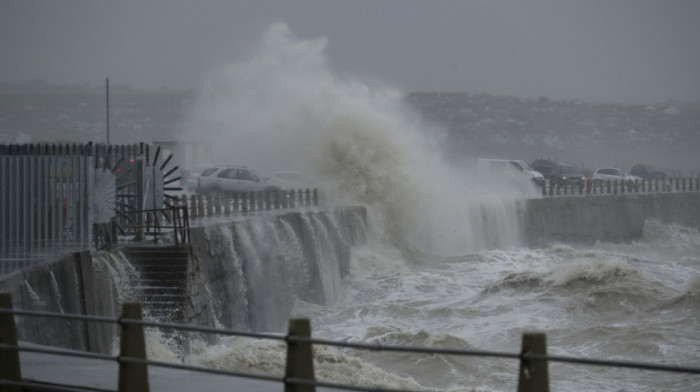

{"left": 1, "top": 293, "right": 698, "bottom": 392}
{"left": 540, "top": 176, "right": 700, "bottom": 196}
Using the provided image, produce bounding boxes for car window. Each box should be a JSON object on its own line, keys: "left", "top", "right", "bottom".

{"left": 559, "top": 165, "right": 578, "bottom": 174}
{"left": 217, "top": 168, "right": 237, "bottom": 179}
{"left": 237, "top": 169, "right": 257, "bottom": 181}
{"left": 201, "top": 168, "right": 219, "bottom": 177}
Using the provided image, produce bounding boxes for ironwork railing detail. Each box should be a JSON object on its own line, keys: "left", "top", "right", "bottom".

{"left": 0, "top": 143, "right": 178, "bottom": 275}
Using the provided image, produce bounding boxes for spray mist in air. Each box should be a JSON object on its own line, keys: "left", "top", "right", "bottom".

{"left": 185, "top": 23, "right": 537, "bottom": 256}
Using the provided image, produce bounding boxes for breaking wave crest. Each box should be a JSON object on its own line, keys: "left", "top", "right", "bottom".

{"left": 183, "top": 337, "right": 427, "bottom": 390}
{"left": 547, "top": 257, "right": 636, "bottom": 286}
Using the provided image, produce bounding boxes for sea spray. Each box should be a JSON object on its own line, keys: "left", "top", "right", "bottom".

{"left": 185, "top": 22, "right": 533, "bottom": 257}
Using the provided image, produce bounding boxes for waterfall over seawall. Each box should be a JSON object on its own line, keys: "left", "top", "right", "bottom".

{"left": 184, "top": 207, "right": 367, "bottom": 332}
{"left": 0, "top": 206, "right": 367, "bottom": 351}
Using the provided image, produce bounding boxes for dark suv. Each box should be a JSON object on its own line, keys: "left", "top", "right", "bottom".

{"left": 630, "top": 164, "right": 666, "bottom": 180}
{"left": 531, "top": 158, "right": 586, "bottom": 186}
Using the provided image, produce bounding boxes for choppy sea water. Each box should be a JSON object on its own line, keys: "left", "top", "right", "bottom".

{"left": 152, "top": 219, "right": 698, "bottom": 392}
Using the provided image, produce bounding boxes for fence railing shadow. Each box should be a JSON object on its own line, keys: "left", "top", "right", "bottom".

{"left": 1, "top": 293, "right": 698, "bottom": 392}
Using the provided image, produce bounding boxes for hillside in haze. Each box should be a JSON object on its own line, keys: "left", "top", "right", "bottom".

{"left": 1, "top": 82, "right": 698, "bottom": 174}
{"left": 407, "top": 92, "right": 700, "bottom": 174}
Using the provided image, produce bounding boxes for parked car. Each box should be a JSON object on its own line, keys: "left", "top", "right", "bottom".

{"left": 196, "top": 165, "right": 306, "bottom": 194}
{"left": 476, "top": 158, "right": 545, "bottom": 186}
{"left": 531, "top": 158, "right": 586, "bottom": 186}
{"left": 591, "top": 167, "right": 642, "bottom": 185}
{"left": 630, "top": 164, "right": 667, "bottom": 180}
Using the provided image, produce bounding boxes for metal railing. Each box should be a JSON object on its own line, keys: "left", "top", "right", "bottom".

{"left": 95, "top": 204, "right": 191, "bottom": 250}
{"left": 0, "top": 142, "right": 181, "bottom": 275}
{"left": 540, "top": 177, "right": 700, "bottom": 196}
{"left": 1, "top": 292, "right": 698, "bottom": 392}
{"left": 179, "top": 189, "right": 320, "bottom": 219}
{"left": 0, "top": 144, "right": 95, "bottom": 269}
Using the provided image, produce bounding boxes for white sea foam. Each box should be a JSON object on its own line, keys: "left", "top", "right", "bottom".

{"left": 172, "top": 23, "right": 700, "bottom": 391}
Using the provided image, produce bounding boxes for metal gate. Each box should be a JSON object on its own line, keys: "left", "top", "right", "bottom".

{"left": 0, "top": 142, "right": 174, "bottom": 275}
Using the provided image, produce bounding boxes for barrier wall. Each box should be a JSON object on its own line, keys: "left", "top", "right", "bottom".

{"left": 3, "top": 192, "right": 700, "bottom": 351}
{"left": 0, "top": 206, "right": 368, "bottom": 351}
{"left": 522, "top": 192, "right": 700, "bottom": 246}
{"left": 183, "top": 206, "right": 367, "bottom": 332}
{"left": 0, "top": 251, "right": 120, "bottom": 353}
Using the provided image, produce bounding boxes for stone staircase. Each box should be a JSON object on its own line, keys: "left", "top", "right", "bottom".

{"left": 122, "top": 246, "right": 190, "bottom": 322}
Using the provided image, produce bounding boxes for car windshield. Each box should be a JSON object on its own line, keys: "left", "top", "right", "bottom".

{"left": 559, "top": 165, "right": 579, "bottom": 174}
{"left": 248, "top": 168, "right": 271, "bottom": 180}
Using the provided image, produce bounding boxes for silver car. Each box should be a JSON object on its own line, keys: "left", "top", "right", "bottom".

{"left": 196, "top": 165, "right": 298, "bottom": 194}
{"left": 591, "top": 167, "right": 642, "bottom": 185}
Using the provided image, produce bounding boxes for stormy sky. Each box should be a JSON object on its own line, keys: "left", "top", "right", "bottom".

{"left": 2, "top": 0, "right": 699, "bottom": 104}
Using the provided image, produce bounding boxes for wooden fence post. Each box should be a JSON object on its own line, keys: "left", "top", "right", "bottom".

{"left": 213, "top": 193, "right": 220, "bottom": 216}
{"left": 281, "top": 191, "right": 289, "bottom": 209}
{"left": 197, "top": 194, "right": 205, "bottom": 217}
{"left": 518, "top": 333, "right": 549, "bottom": 392}
{"left": 206, "top": 194, "right": 214, "bottom": 216}
{"left": 285, "top": 318, "right": 315, "bottom": 392}
{"left": 241, "top": 192, "right": 248, "bottom": 213}
{"left": 0, "top": 293, "right": 22, "bottom": 392}
{"left": 224, "top": 194, "right": 230, "bottom": 217}
{"left": 189, "top": 194, "right": 196, "bottom": 218}
{"left": 232, "top": 192, "right": 239, "bottom": 213}
{"left": 118, "top": 302, "right": 149, "bottom": 392}
{"left": 249, "top": 192, "right": 256, "bottom": 211}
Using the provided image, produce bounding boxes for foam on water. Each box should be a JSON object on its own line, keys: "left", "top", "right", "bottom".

{"left": 167, "top": 23, "right": 700, "bottom": 390}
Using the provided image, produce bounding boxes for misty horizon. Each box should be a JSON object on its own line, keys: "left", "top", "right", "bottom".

{"left": 2, "top": 1, "right": 700, "bottom": 105}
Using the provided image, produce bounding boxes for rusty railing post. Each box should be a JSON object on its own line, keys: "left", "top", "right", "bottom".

{"left": 0, "top": 293, "right": 22, "bottom": 392}
{"left": 285, "top": 318, "right": 315, "bottom": 392}
{"left": 118, "top": 302, "right": 149, "bottom": 392}
{"left": 241, "top": 192, "right": 248, "bottom": 213}
{"left": 518, "top": 332, "right": 549, "bottom": 392}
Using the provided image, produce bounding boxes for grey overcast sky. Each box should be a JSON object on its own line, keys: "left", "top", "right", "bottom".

{"left": 2, "top": 0, "right": 699, "bottom": 104}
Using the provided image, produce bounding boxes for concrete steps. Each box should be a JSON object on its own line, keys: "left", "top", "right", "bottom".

{"left": 122, "top": 246, "right": 190, "bottom": 323}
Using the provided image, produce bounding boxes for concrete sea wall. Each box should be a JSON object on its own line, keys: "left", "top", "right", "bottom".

{"left": 0, "top": 206, "right": 368, "bottom": 351}
{"left": 522, "top": 192, "right": 700, "bottom": 246}
{"left": 0, "top": 250, "right": 129, "bottom": 353}
{"left": 183, "top": 206, "right": 367, "bottom": 332}
{"left": 3, "top": 193, "right": 699, "bottom": 350}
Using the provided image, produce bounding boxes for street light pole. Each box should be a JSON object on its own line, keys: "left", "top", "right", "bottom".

{"left": 106, "top": 78, "right": 110, "bottom": 144}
